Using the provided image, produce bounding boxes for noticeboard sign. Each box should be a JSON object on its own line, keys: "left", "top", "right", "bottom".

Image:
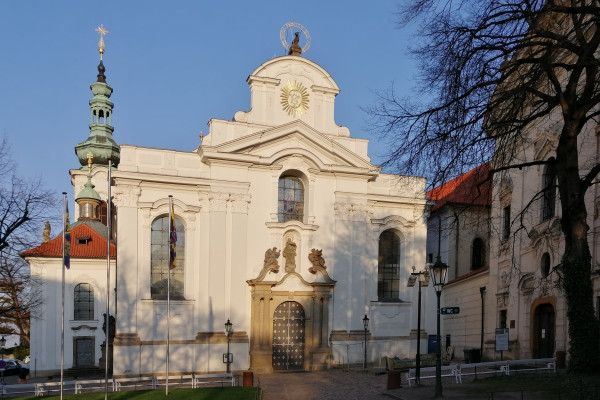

{"left": 495, "top": 328, "right": 509, "bottom": 351}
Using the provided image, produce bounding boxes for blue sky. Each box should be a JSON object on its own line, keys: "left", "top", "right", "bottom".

{"left": 1, "top": 1, "right": 418, "bottom": 202}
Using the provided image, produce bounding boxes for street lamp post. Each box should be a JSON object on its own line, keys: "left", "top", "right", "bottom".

{"left": 408, "top": 266, "right": 430, "bottom": 385}
{"left": 225, "top": 319, "right": 233, "bottom": 373}
{"left": 0, "top": 335, "right": 6, "bottom": 384}
{"left": 429, "top": 256, "right": 449, "bottom": 398}
{"left": 362, "top": 314, "right": 369, "bottom": 371}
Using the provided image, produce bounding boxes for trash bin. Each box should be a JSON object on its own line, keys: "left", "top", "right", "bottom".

{"left": 556, "top": 351, "right": 566, "bottom": 369}
{"left": 387, "top": 370, "right": 402, "bottom": 389}
{"left": 243, "top": 371, "right": 253, "bottom": 386}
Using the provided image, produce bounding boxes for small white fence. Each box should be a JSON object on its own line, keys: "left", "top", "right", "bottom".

{"left": 406, "top": 357, "right": 556, "bottom": 386}
{"left": 0, "top": 373, "right": 236, "bottom": 397}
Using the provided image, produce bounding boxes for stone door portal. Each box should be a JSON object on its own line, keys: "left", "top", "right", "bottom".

{"left": 534, "top": 304, "right": 555, "bottom": 358}
{"left": 272, "top": 301, "right": 305, "bottom": 370}
{"left": 75, "top": 337, "right": 94, "bottom": 366}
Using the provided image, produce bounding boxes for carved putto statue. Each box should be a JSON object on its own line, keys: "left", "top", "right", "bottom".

{"left": 43, "top": 221, "right": 51, "bottom": 243}
{"left": 308, "top": 248, "right": 327, "bottom": 274}
{"left": 264, "top": 247, "right": 281, "bottom": 273}
{"left": 283, "top": 238, "right": 297, "bottom": 272}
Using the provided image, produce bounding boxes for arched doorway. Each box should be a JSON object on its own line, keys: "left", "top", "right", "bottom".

{"left": 533, "top": 304, "right": 555, "bottom": 358}
{"left": 272, "top": 301, "right": 305, "bottom": 370}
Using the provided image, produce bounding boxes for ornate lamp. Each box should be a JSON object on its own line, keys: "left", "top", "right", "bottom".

{"left": 429, "top": 256, "right": 449, "bottom": 398}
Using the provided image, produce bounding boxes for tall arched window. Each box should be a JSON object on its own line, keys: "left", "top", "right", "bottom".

{"left": 151, "top": 215, "right": 185, "bottom": 300}
{"left": 74, "top": 283, "right": 94, "bottom": 320}
{"left": 378, "top": 230, "right": 401, "bottom": 301}
{"left": 541, "top": 252, "right": 551, "bottom": 278}
{"left": 278, "top": 175, "right": 304, "bottom": 222}
{"left": 471, "top": 238, "right": 485, "bottom": 270}
{"left": 542, "top": 161, "right": 557, "bottom": 221}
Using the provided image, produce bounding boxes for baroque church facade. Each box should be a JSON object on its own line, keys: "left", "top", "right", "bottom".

{"left": 23, "top": 36, "right": 436, "bottom": 376}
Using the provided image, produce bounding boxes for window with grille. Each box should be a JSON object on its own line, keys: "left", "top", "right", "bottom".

{"left": 151, "top": 215, "right": 185, "bottom": 300}
{"left": 278, "top": 176, "right": 304, "bottom": 222}
{"left": 74, "top": 283, "right": 94, "bottom": 320}
{"left": 378, "top": 230, "right": 401, "bottom": 301}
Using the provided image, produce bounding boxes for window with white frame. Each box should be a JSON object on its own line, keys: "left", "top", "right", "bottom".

{"left": 378, "top": 230, "right": 401, "bottom": 301}
{"left": 278, "top": 175, "right": 304, "bottom": 222}
{"left": 151, "top": 215, "right": 185, "bottom": 300}
{"left": 74, "top": 283, "right": 94, "bottom": 320}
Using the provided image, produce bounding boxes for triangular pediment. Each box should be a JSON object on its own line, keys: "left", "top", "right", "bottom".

{"left": 199, "top": 120, "right": 378, "bottom": 176}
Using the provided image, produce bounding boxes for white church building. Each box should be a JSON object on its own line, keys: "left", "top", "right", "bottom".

{"left": 23, "top": 32, "right": 436, "bottom": 376}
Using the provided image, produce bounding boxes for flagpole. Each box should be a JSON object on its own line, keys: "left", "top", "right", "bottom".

{"left": 166, "top": 195, "right": 173, "bottom": 395}
{"left": 60, "top": 192, "right": 67, "bottom": 400}
{"left": 105, "top": 161, "right": 112, "bottom": 400}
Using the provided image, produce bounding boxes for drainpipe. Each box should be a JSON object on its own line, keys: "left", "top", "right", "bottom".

{"left": 480, "top": 286, "right": 486, "bottom": 359}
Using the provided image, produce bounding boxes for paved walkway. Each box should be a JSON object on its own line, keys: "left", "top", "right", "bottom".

{"left": 256, "top": 369, "right": 490, "bottom": 400}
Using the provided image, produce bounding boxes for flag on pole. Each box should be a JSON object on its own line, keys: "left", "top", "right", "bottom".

{"left": 169, "top": 203, "right": 177, "bottom": 269}
{"left": 63, "top": 201, "right": 71, "bottom": 269}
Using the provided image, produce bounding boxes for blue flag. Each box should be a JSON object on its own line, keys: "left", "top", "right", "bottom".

{"left": 64, "top": 202, "right": 71, "bottom": 269}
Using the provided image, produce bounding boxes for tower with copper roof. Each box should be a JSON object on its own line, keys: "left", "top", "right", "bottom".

{"left": 75, "top": 25, "right": 120, "bottom": 168}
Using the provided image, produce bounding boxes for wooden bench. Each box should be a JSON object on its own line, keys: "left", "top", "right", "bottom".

{"left": 406, "top": 365, "right": 458, "bottom": 387}
{"left": 193, "top": 373, "right": 235, "bottom": 387}
{"left": 35, "top": 381, "right": 77, "bottom": 396}
{"left": 74, "top": 378, "right": 111, "bottom": 394}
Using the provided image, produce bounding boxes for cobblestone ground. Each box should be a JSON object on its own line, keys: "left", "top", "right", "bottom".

{"left": 256, "top": 369, "right": 491, "bottom": 400}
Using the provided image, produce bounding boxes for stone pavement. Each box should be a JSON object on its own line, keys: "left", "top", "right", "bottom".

{"left": 256, "top": 369, "right": 491, "bottom": 400}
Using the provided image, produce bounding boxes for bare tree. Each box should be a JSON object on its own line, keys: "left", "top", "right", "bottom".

{"left": 0, "top": 258, "right": 43, "bottom": 344}
{"left": 0, "top": 137, "right": 55, "bottom": 342}
{"left": 370, "top": 0, "right": 600, "bottom": 371}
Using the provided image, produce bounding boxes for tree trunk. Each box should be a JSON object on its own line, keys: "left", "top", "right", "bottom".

{"left": 556, "top": 134, "right": 600, "bottom": 373}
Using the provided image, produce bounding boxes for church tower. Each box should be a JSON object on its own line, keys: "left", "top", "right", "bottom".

{"left": 75, "top": 25, "right": 120, "bottom": 168}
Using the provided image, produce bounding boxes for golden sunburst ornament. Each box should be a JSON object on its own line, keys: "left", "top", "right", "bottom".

{"left": 281, "top": 81, "right": 309, "bottom": 117}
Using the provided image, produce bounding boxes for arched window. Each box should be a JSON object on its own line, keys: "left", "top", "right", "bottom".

{"left": 378, "top": 230, "right": 401, "bottom": 301}
{"left": 151, "top": 215, "right": 185, "bottom": 300}
{"left": 471, "top": 238, "right": 485, "bottom": 270}
{"left": 542, "top": 161, "right": 557, "bottom": 221}
{"left": 278, "top": 175, "right": 304, "bottom": 222}
{"left": 541, "top": 252, "right": 551, "bottom": 278}
{"left": 74, "top": 283, "right": 94, "bottom": 320}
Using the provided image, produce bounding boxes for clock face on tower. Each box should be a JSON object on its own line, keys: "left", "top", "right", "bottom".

{"left": 281, "top": 81, "right": 309, "bottom": 117}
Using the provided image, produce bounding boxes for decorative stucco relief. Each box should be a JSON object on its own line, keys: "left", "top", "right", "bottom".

{"left": 112, "top": 185, "right": 141, "bottom": 207}
{"left": 334, "top": 202, "right": 372, "bottom": 222}
{"left": 208, "top": 192, "right": 251, "bottom": 213}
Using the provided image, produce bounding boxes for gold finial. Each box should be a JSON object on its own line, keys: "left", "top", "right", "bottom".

{"left": 199, "top": 131, "right": 204, "bottom": 144}
{"left": 95, "top": 25, "right": 108, "bottom": 60}
{"left": 87, "top": 152, "right": 94, "bottom": 172}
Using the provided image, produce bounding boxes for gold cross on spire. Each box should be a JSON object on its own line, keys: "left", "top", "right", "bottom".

{"left": 95, "top": 25, "right": 108, "bottom": 60}
{"left": 87, "top": 152, "right": 94, "bottom": 172}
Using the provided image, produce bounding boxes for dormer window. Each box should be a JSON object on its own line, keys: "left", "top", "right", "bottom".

{"left": 77, "top": 237, "right": 91, "bottom": 245}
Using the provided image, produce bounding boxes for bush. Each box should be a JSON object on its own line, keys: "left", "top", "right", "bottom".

{"left": 13, "top": 345, "right": 29, "bottom": 361}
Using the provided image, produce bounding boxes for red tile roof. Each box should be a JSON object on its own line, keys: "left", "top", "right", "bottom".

{"left": 21, "top": 221, "right": 116, "bottom": 259}
{"left": 427, "top": 163, "right": 492, "bottom": 212}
